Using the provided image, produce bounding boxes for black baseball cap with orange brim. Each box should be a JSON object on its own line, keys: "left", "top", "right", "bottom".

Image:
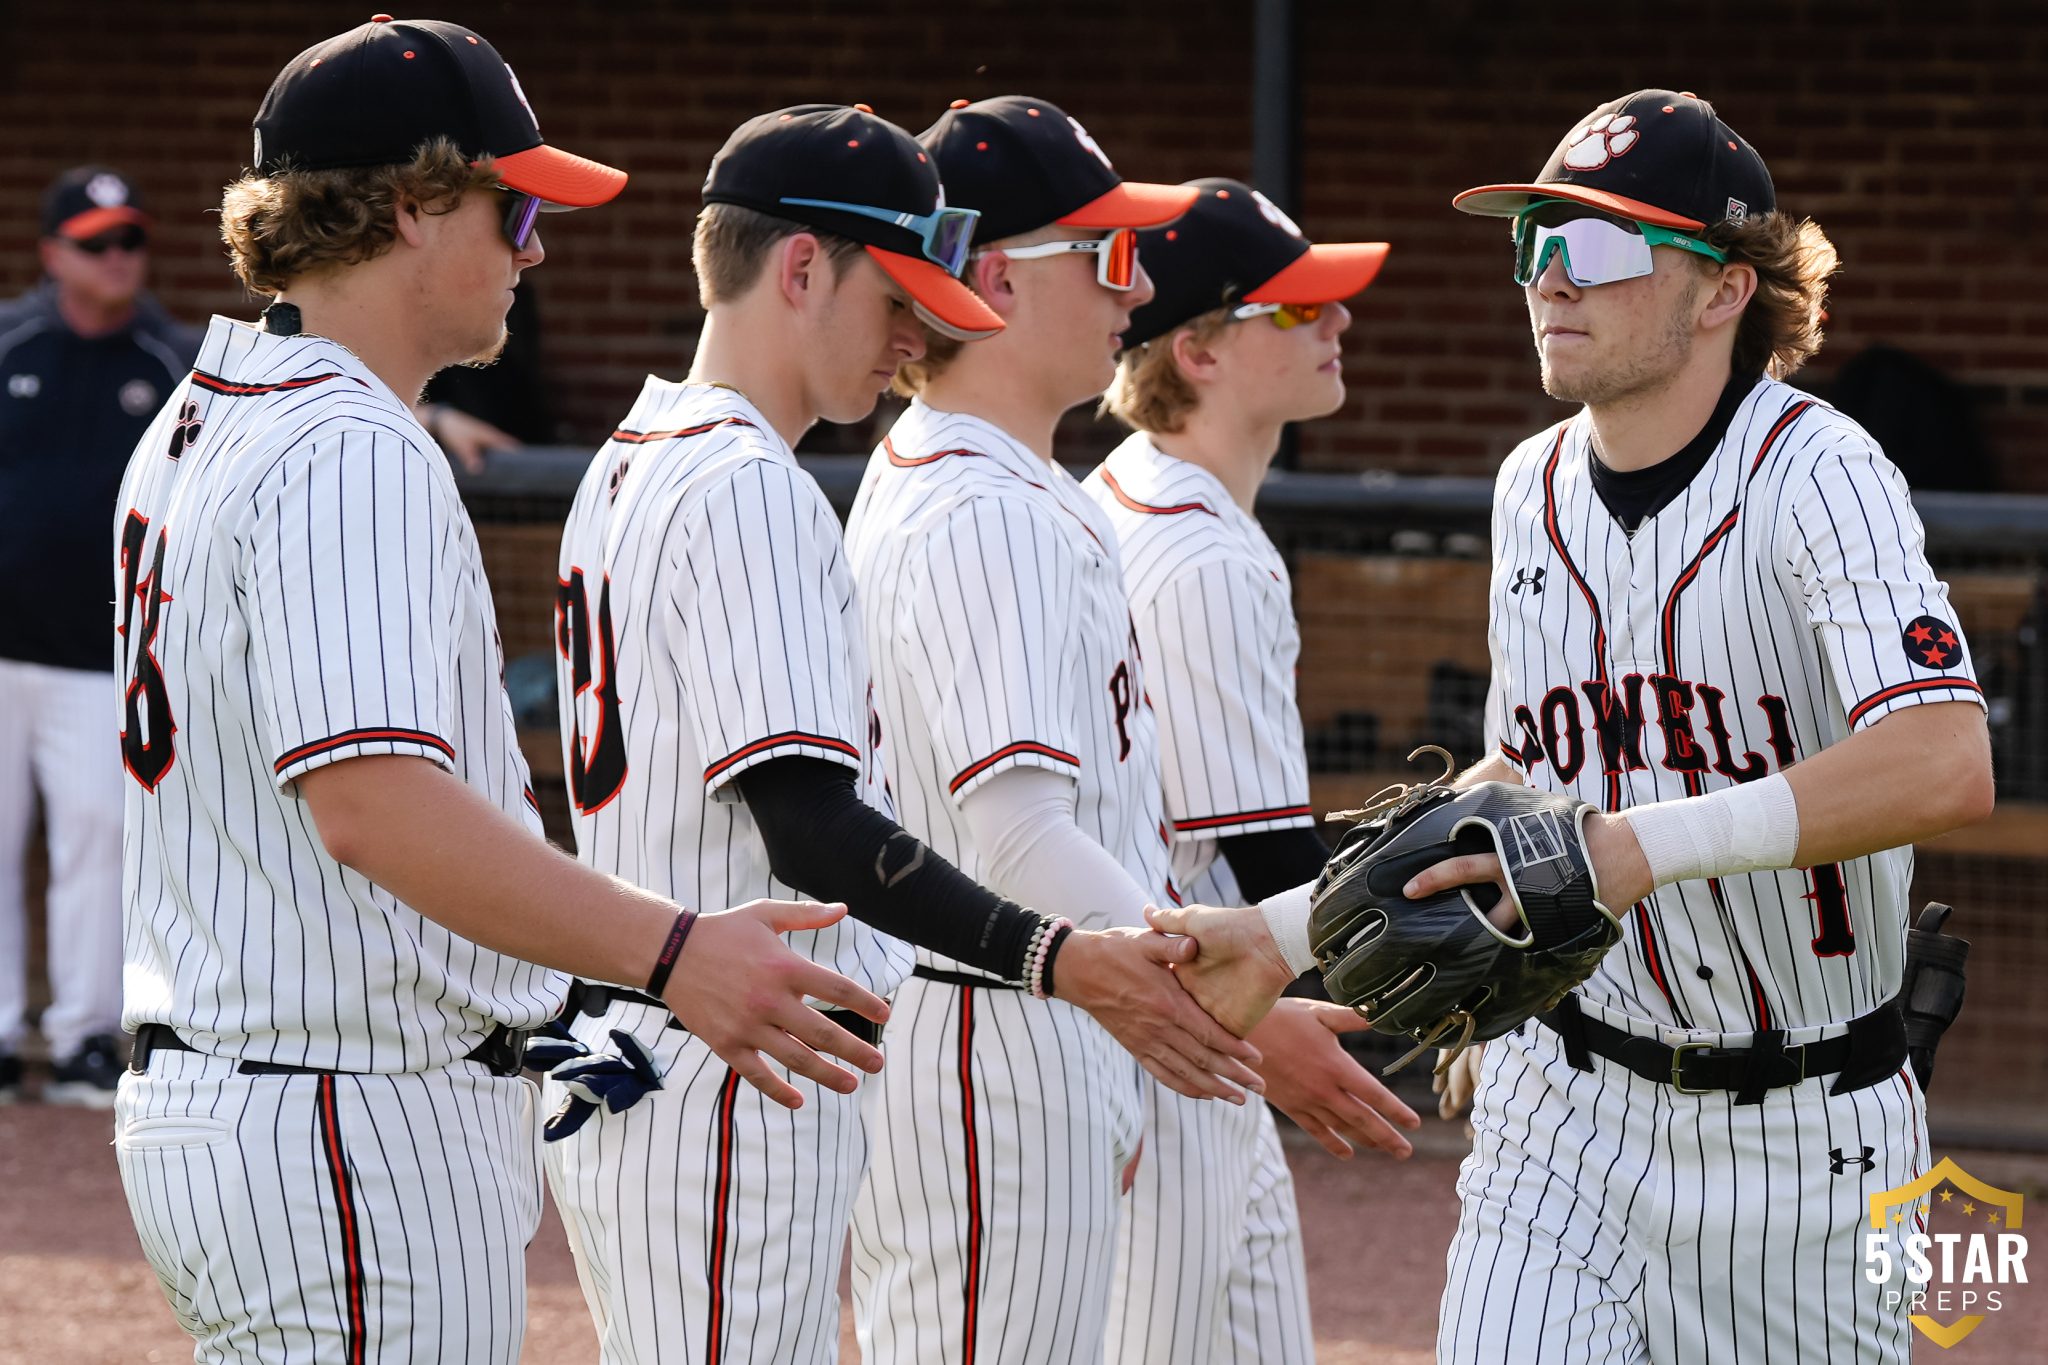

{"left": 919, "top": 95, "right": 1199, "bottom": 246}
{"left": 252, "top": 14, "right": 626, "bottom": 209}
{"left": 1123, "top": 178, "right": 1389, "bottom": 349}
{"left": 42, "top": 167, "right": 153, "bottom": 240}
{"left": 703, "top": 104, "right": 1005, "bottom": 342}
{"left": 1453, "top": 89, "right": 1773, "bottom": 232}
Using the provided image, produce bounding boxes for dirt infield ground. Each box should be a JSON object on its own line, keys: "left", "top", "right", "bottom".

{"left": 2, "top": 1100, "right": 2041, "bottom": 1363}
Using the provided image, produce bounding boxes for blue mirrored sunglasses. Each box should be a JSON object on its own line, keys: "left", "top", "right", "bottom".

{"left": 778, "top": 197, "right": 981, "bottom": 276}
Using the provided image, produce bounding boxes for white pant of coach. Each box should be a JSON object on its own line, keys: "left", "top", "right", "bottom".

{"left": 0, "top": 658, "right": 123, "bottom": 1060}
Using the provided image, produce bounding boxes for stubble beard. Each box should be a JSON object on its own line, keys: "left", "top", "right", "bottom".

{"left": 1538, "top": 279, "right": 1700, "bottom": 409}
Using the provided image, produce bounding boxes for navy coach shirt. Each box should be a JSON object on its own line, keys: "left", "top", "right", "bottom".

{"left": 0, "top": 283, "right": 198, "bottom": 672}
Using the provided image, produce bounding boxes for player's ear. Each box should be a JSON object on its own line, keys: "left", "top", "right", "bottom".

{"left": 968, "top": 249, "right": 1019, "bottom": 317}
{"left": 1695, "top": 260, "right": 1757, "bottom": 336}
{"left": 391, "top": 193, "right": 431, "bottom": 249}
{"left": 1170, "top": 323, "right": 1224, "bottom": 390}
{"left": 777, "top": 232, "right": 829, "bottom": 312}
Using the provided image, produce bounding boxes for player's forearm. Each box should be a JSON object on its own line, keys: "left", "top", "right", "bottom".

{"left": 1781, "top": 701, "right": 1993, "bottom": 862}
{"left": 733, "top": 756, "right": 1043, "bottom": 978}
{"left": 959, "top": 767, "right": 1152, "bottom": 929}
{"left": 297, "top": 755, "right": 675, "bottom": 987}
{"left": 1596, "top": 701, "right": 1993, "bottom": 908}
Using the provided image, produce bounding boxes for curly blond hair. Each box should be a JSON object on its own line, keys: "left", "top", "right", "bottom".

{"left": 1697, "top": 211, "right": 1840, "bottom": 379}
{"left": 219, "top": 139, "right": 498, "bottom": 296}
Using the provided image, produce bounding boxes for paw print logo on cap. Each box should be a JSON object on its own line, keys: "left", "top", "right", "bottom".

{"left": 1561, "top": 113, "right": 1640, "bottom": 171}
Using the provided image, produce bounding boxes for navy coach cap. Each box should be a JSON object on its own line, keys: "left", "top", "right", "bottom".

{"left": 42, "top": 167, "right": 152, "bottom": 240}
{"left": 1455, "top": 90, "right": 1774, "bottom": 231}
{"left": 252, "top": 14, "right": 626, "bottom": 208}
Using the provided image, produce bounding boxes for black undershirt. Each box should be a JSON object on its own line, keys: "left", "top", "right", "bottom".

{"left": 1215, "top": 826, "right": 1331, "bottom": 905}
{"left": 732, "top": 756, "right": 1041, "bottom": 981}
{"left": 1588, "top": 370, "right": 1763, "bottom": 533}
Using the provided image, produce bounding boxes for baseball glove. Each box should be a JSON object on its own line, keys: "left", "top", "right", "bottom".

{"left": 1309, "top": 748, "right": 1622, "bottom": 1075}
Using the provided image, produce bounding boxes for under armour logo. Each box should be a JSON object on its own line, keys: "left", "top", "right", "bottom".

{"left": 168, "top": 400, "right": 203, "bottom": 459}
{"left": 1510, "top": 567, "right": 1545, "bottom": 595}
{"left": 1830, "top": 1146, "right": 1876, "bottom": 1174}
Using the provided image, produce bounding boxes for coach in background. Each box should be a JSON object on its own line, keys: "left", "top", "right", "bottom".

{"left": 0, "top": 168, "right": 197, "bottom": 1105}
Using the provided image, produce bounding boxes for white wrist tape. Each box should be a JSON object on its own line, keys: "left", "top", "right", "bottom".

{"left": 1258, "top": 880, "right": 1320, "bottom": 978}
{"left": 1623, "top": 772, "right": 1801, "bottom": 888}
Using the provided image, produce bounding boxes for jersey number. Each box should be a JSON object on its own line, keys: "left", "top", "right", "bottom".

{"left": 555, "top": 568, "right": 629, "bottom": 813}
{"left": 1107, "top": 662, "right": 1133, "bottom": 761}
{"left": 1805, "top": 864, "right": 1857, "bottom": 957}
{"left": 118, "top": 511, "right": 177, "bottom": 790}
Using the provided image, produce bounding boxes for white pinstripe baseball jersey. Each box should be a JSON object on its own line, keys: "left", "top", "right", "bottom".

{"left": 114, "top": 315, "right": 564, "bottom": 1072}
{"left": 1485, "top": 374, "right": 1984, "bottom": 1034}
{"left": 845, "top": 399, "right": 1163, "bottom": 1364}
{"left": 553, "top": 379, "right": 913, "bottom": 998}
{"left": 1086, "top": 434, "right": 1316, "bottom": 1364}
{"left": 845, "top": 399, "right": 1179, "bottom": 968}
{"left": 1084, "top": 433, "right": 1314, "bottom": 907}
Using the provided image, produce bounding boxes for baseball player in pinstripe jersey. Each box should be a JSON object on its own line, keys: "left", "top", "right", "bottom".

{"left": 112, "top": 21, "right": 887, "bottom": 1364}
{"left": 542, "top": 105, "right": 1258, "bottom": 1365}
{"left": 1153, "top": 90, "right": 1995, "bottom": 1363}
{"left": 1088, "top": 179, "right": 1421, "bottom": 1364}
{"left": 843, "top": 97, "right": 1227, "bottom": 1364}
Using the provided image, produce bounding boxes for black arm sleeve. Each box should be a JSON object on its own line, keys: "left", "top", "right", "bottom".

{"left": 732, "top": 756, "right": 1042, "bottom": 981}
{"left": 1214, "top": 825, "right": 1332, "bottom": 904}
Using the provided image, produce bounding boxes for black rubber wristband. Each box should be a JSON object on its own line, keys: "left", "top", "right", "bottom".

{"left": 644, "top": 909, "right": 698, "bottom": 998}
{"left": 1038, "top": 923, "right": 1077, "bottom": 1000}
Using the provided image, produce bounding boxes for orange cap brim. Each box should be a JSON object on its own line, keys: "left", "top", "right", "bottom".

{"left": 493, "top": 143, "right": 628, "bottom": 209}
{"left": 1452, "top": 183, "right": 1702, "bottom": 230}
{"left": 59, "top": 206, "right": 152, "bottom": 240}
{"left": 1242, "top": 241, "right": 1391, "bottom": 305}
{"left": 867, "top": 247, "right": 1005, "bottom": 341}
{"left": 1058, "top": 181, "right": 1200, "bottom": 230}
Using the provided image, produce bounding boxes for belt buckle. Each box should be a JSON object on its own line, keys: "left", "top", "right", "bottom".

{"left": 1670, "top": 1040, "right": 1715, "bottom": 1094}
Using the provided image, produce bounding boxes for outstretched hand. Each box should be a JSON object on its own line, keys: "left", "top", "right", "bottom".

{"left": 661, "top": 899, "right": 888, "bottom": 1111}
{"left": 1143, "top": 902, "right": 1298, "bottom": 1035}
{"left": 1052, "top": 928, "right": 1265, "bottom": 1104}
{"left": 1250, "top": 999, "right": 1421, "bottom": 1160}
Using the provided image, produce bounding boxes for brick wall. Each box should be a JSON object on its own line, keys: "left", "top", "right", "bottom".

{"left": 7, "top": 0, "right": 2043, "bottom": 483}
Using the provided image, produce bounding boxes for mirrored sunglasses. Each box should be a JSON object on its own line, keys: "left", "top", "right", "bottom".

{"left": 778, "top": 196, "right": 981, "bottom": 276}
{"left": 1230, "top": 301, "right": 1325, "bottom": 330}
{"left": 983, "top": 228, "right": 1139, "bottom": 292}
{"left": 500, "top": 190, "right": 544, "bottom": 251}
{"left": 1511, "top": 202, "right": 1726, "bottom": 287}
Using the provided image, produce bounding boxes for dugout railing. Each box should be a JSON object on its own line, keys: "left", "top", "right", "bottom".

{"left": 459, "top": 451, "right": 2048, "bottom": 1151}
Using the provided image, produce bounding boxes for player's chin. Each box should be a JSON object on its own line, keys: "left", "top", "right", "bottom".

{"left": 822, "top": 382, "right": 888, "bottom": 427}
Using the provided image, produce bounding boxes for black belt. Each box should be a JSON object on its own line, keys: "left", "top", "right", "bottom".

{"left": 561, "top": 980, "right": 886, "bottom": 1049}
{"left": 130, "top": 1021, "right": 529, "bottom": 1078}
{"left": 911, "top": 964, "right": 1021, "bottom": 992}
{"left": 1537, "top": 994, "right": 1909, "bottom": 1104}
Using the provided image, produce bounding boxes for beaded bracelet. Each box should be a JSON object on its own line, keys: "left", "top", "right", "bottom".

{"left": 1037, "top": 923, "right": 1076, "bottom": 1000}
{"left": 644, "top": 908, "right": 698, "bottom": 998}
{"left": 1027, "top": 916, "right": 1076, "bottom": 999}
